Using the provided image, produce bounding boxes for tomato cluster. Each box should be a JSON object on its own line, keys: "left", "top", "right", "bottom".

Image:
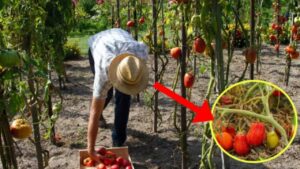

{"left": 285, "top": 45, "right": 299, "bottom": 59}
{"left": 82, "top": 148, "right": 132, "bottom": 169}
{"left": 215, "top": 122, "right": 283, "bottom": 157}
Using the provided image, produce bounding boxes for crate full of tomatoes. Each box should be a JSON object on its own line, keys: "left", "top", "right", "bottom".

{"left": 80, "top": 147, "right": 134, "bottom": 169}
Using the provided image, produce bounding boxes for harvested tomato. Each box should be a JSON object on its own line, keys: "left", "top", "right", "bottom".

{"left": 246, "top": 122, "right": 266, "bottom": 147}
{"left": 116, "top": 157, "right": 124, "bottom": 166}
{"left": 233, "top": 133, "right": 250, "bottom": 156}
{"left": 267, "top": 131, "right": 279, "bottom": 149}
{"left": 83, "top": 157, "right": 94, "bottom": 167}
{"left": 111, "top": 164, "right": 120, "bottom": 169}
{"left": 105, "top": 151, "right": 116, "bottom": 159}
{"left": 216, "top": 132, "right": 233, "bottom": 151}
{"left": 170, "top": 47, "right": 181, "bottom": 59}
{"left": 220, "top": 95, "right": 233, "bottom": 105}
{"left": 125, "top": 166, "right": 133, "bottom": 169}
{"left": 122, "top": 159, "right": 131, "bottom": 167}
{"left": 96, "top": 147, "right": 107, "bottom": 155}
{"left": 184, "top": 72, "right": 195, "bottom": 88}
{"left": 10, "top": 119, "right": 32, "bottom": 139}
{"left": 244, "top": 47, "right": 257, "bottom": 64}
{"left": 127, "top": 20, "right": 135, "bottom": 27}
{"left": 103, "top": 158, "right": 113, "bottom": 166}
{"left": 96, "top": 163, "right": 106, "bottom": 169}
{"left": 193, "top": 37, "right": 206, "bottom": 53}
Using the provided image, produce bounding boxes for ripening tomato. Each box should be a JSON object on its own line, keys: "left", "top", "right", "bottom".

{"left": 233, "top": 133, "right": 250, "bottom": 156}
{"left": 127, "top": 20, "right": 135, "bottom": 27}
{"left": 292, "top": 25, "right": 298, "bottom": 34}
{"left": 267, "top": 131, "right": 279, "bottom": 149}
{"left": 269, "top": 34, "right": 277, "bottom": 42}
{"left": 246, "top": 122, "right": 266, "bottom": 147}
{"left": 216, "top": 132, "right": 233, "bottom": 151}
{"left": 244, "top": 47, "right": 257, "bottom": 64}
{"left": 184, "top": 72, "right": 195, "bottom": 88}
{"left": 125, "top": 166, "right": 133, "bottom": 169}
{"left": 285, "top": 45, "right": 296, "bottom": 55}
{"left": 220, "top": 95, "right": 233, "bottom": 105}
{"left": 83, "top": 157, "right": 95, "bottom": 167}
{"left": 10, "top": 119, "right": 32, "bottom": 139}
{"left": 290, "top": 51, "right": 299, "bottom": 59}
{"left": 193, "top": 37, "right": 206, "bottom": 53}
{"left": 170, "top": 47, "right": 181, "bottom": 59}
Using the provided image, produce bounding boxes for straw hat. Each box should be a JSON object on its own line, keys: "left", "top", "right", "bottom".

{"left": 108, "top": 53, "right": 149, "bottom": 95}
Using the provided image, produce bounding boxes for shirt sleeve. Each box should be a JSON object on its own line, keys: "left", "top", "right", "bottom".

{"left": 93, "top": 65, "right": 112, "bottom": 99}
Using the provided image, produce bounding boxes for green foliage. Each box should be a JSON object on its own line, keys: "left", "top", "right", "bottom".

{"left": 64, "top": 43, "right": 81, "bottom": 60}
{"left": 78, "top": 0, "right": 97, "bottom": 16}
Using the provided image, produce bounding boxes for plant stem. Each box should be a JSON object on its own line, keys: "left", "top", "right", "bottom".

{"left": 216, "top": 107, "right": 288, "bottom": 144}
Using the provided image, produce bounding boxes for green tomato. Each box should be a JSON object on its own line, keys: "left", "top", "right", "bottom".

{"left": 0, "top": 49, "right": 20, "bottom": 68}
{"left": 295, "top": 17, "right": 300, "bottom": 25}
{"left": 266, "top": 131, "right": 279, "bottom": 149}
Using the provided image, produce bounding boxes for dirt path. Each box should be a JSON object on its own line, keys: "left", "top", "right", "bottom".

{"left": 11, "top": 45, "right": 300, "bottom": 169}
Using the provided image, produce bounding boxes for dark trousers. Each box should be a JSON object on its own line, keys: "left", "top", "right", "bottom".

{"left": 88, "top": 49, "right": 131, "bottom": 146}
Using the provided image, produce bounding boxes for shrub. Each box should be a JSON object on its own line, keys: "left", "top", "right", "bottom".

{"left": 64, "top": 43, "right": 81, "bottom": 60}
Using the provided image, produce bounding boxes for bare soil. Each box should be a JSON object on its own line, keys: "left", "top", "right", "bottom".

{"left": 6, "top": 45, "right": 300, "bottom": 169}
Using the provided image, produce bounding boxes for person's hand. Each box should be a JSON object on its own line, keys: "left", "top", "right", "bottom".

{"left": 88, "top": 148, "right": 101, "bottom": 163}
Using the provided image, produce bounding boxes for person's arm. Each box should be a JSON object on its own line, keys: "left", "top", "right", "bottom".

{"left": 87, "top": 97, "right": 105, "bottom": 162}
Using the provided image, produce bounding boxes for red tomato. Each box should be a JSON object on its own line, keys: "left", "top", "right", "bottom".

{"left": 233, "top": 133, "right": 250, "bottom": 156}
{"left": 193, "top": 37, "right": 206, "bottom": 53}
{"left": 290, "top": 51, "right": 299, "bottom": 59}
{"left": 139, "top": 16, "right": 145, "bottom": 24}
{"left": 111, "top": 164, "right": 120, "bottom": 169}
{"left": 127, "top": 20, "right": 135, "bottom": 27}
{"left": 285, "top": 45, "right": 296, "bottom": 55}
{"left": 170, "top": 47, "right": 181, "bottom": 59}
{"left": 246, "top": 122, "right": 266, "bottom": 147}
{"left": 184, "top": 72, "right": 195, "bottom": 88}
{"left": 116, "top": 157, "right": 124, "bottom": 166}
{"left": 269, "top": 34, "right": 277, "bottom": 42}
{"left": 216, "top": 132, "right": 233, "bottom": 151}
{"left": 104, "top": 158, "right": 113, "bottom": 166}
{"left": 96, "top": 163, "right": 106, "bottom": 169}
{"left": 292, "top": 25, "right": 298, "bottom": 34}
{"left": 222, "top": 125, "right": 236, "bottom": 138}
{"left": 122, "top": 159, "right": 131, "bottom": 167}
{"left": 96, "top": 147, "right": 107, "bottom": 155}
{"left": 105, "top": 151, "right": 117, "bottom": 159}
{"left": 272, "top": 90, "right": 282, "bottom": 97}
{"left": 83, "top": 157, "right": 95, "bottom": 167}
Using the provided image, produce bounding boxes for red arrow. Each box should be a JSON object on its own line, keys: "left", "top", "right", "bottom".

{"left": 153, "top": 82, "right": 214, "bottom": 123}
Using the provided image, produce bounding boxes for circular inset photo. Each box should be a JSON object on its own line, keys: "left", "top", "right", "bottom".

{"left": 210, "top": 80, "right": 298, "bottom": 163}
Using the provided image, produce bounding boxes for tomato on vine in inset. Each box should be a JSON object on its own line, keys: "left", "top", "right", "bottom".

{"left": 272, "top": 90, "right": 282, "bottom": 97}
{"left": 216, "top": 131, "right": 233, "bottom": 151}
{"left": 233, "top": 132, "right": 250, "bottom": 156}
{"left": 246, "top": 122, "right": 266, "bottom": 147}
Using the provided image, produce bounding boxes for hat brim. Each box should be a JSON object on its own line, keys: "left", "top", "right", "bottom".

{"left": 108, "top": 53, "right": 149, "bottom": 95}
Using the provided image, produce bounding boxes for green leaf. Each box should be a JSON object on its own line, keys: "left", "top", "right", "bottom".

{"left": 199, "top": 65, "right": 207, "bottom": 74}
